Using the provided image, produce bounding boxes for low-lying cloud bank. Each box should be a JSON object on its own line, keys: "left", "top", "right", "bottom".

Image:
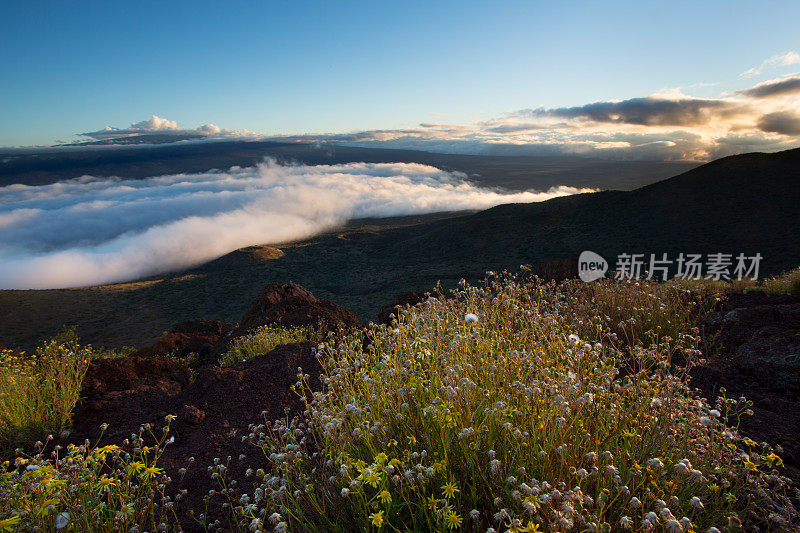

{"left": 0, "top": 160, "right": 593, "bottom": 289}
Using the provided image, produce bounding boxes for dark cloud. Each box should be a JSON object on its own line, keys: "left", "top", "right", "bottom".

{"left": 757, "top": 111, "right": 800, "bottom": 136}
{"left": 520, "top": 97, "right": 738, "bottom": 126}
{"left": 739, "top": 77, "right": 800, "bottom": 98}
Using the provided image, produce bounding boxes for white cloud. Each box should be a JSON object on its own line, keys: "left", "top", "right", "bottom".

{"left": 80, "top": 115, "right": 253, "bottom": 141}
{"left": 740, "top": 50, "right": 800, "bottom": 79}
{"left": 0, "top": 160, "right": 593, "bottom": 289}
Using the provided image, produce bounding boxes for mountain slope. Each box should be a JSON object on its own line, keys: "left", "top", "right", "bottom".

{"left": 0, "top": 148, "right": 798, "bottom": 350}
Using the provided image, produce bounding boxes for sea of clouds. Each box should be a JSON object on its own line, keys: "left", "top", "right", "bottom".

{"left": 0, "top": 160, "right": 593, "bottom": 289}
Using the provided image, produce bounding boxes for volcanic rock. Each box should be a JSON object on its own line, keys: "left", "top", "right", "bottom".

{"left": 233, "top": 282, "right": 359, "bottom": 337}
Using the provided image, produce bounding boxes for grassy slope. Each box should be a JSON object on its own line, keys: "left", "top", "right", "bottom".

{"left": 0, "top": 148, "right": 798, "bottom": 351}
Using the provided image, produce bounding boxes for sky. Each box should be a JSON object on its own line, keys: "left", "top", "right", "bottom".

{"left": 2, "top": 1, "right": 800, "bottom": 159}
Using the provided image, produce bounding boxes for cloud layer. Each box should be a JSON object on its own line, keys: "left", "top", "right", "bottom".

{"left": 0, "top": 160, "right": 592, "bottom": 289}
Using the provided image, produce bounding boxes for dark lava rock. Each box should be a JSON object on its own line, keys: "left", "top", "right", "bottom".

{"left": 131, "top": 319, "right": 236, "bottom": 360}
{"left": 534, "top": 257, "right": 579, "bottom": 282}
{"left": 68, "top": 341, "right": 322, "bottom": 528}
{"left": 692, "top": 293, "right": 800, "bottom": 482}
{"left": 233, "top": 282, "right": 359, "bottom": 337}
{"left": 81, "top": 356, "right": 190, "bottom": 399}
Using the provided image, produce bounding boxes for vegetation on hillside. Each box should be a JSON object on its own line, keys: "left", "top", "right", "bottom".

{"left": 0, "top": 330, "right": 94, "bottom": 452}
{"left": 1, "top": 273, "right": 798, "bottom": 531}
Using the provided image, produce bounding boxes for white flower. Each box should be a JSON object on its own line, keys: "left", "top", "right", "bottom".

{"left": 700, "top": 416, "right": 712, "bottom": 426}
{"left": 568, "top": 334, "right": 580, "bottom": 344}
{"left": 465, "top": 313, "right": 479, "bottom": 323}
{"left": 55, "top": 512, "right": 70, "bottom": 530}
{"left": 709, "top": 409, "right": 721, "bottom": 417}
{"left": 665, "top": 519, "right": 682, "bottom": 532}
{"left": 470, "top": 509, "right": 480, "bottom": 520}
{"left": 459, "top": 427, "right": 475, "bottom": 438}
{"left": 690, "top": 496, "right": 704, "bottom": 510}
{"left": 341, "top": 487, "right": 349, "bottom": 497}
{"left": 269, "top": 512, "right": 282, "bottom": 525}
{"left": 620, "top": 516, "right": 633, "bottom": 529}
{"left": 647, "top": 458, "right": 664, "bottom": 470}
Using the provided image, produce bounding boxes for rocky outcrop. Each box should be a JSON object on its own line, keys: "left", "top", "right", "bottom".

{"left": 81, "top": 356, "right": 190, "bottom": 399}
{"left": 233, "top": 282, "right": 359, "bottom": 337}
{"left": 131, "top": 319, "right": 236, "bottom": 360}
{"left": 692, "top": 293, "right": 800, "bottom": 482}
{"left": 70, "top": 342, "right": 322, "bottom": 527}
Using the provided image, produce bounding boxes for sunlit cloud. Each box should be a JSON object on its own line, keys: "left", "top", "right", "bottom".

{"left": 739, "top": 50, "right": 800, "bottom": 79}
{"left": 80, "top": 114, "right": 256, "bottom": 141}
{"left": 0, "top": 160, "right": 593, "bottom": 289}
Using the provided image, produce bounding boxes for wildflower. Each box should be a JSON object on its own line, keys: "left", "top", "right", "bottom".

{"left": 629, "top": 497, "right": 642, "bottom": 508}
{"left": 442, "top": 481, "right": 459, "bottom": 498}
{"left": 275, "top": 523, "right": 288, "bottom": 533}
{"left": 55, "top": 512, "right": 70, "bottom": 530}
{"left": 470, "top": 509, "right": 480, "bottom": 520}
{"left": 568, "top": 334, "right": 580, "bottom": 343}
{"left": 489, "top": 459, "right": 501, "bottom": 473}
{"left": 341, "top": 487, "right": 350, "bottom": 497}
{"left": 620, "top": 516, "right": 633, "bottom": 529}
{"left": 647, "top": 458, "right": 664, "bottom": 470}
{"left": 378, "top": 490, "right": 392, "bottom": 505}
{"left": 459, "top": 427, "right": 475, "bottom": 438}
{"left": 665, "top": 519, "right": 682, "bottom": 532}
{"left": 445, "top": 511, "right": 463, "bottom": 529}
{"left": 269, "top": 513, "right": 282, "bottom": 525}
{"left": 370, "top": 510, "right": 385, "bottom": 528}
{"left": 707, "top": 528, "right": 721, "bottom": 533}
{"left": 709, "top": 409, "right": 721, "bottom": 417}
{"left": 690, "top": 496, "right": 704, "bottom": 510}
{"left": 465, "top": 313, "right": 479, "bottom": 323}
{"left": 700, "top": 416, "right": 712, "bottom": 426}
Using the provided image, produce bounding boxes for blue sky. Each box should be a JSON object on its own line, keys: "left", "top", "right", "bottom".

{"left": 2, "top": 0, "right": 800, "bottom": 154}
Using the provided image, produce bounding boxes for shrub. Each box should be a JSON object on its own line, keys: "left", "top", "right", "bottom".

{"left": 0, "top": 330, "right": 94, "bottom": 451}
{"left": 761, "top": 267, "right": 800, "bottom": 296}
{"left": 0, "top": 419, "right": 178, "bottom": 531}
{"left": 221, "top": 324, "right": 322, "bottom": 366}
{"left": 240, "top": 273, "right": 796, "bottom": 532}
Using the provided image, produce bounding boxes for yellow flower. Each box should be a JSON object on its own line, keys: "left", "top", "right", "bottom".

{"left": 445, "top": 511, "right": 462, "bottom": 529}
{"left": 375, "top": 453, "right": 388, "bottom": 465}
{"left": 142, "top": 465, "right": 163, "bottom": 480}
{"left": 742, "top": 438, "right": 757, "bottom": 447}
{"left": 766, "top": 452, "right": 784, "bottom": 467}
{"left": 378, "top": 490, "right": 392, "bottom": 505}
{"left": 427, "top": 495, "right": 440, "bottom": 509}
{"left": 365, "top": 470, "right": 382, "bottom": 488}
{"left": 743, "top": 460, "right": 758, "bottom": 472}
{"left": 0, "top": 515, "right": 21, "bottom": 531}
{"left": 520, "top": 522, "right": 541, "bottom": 533}
{"left": 98, "top": 476, "right": 118, "bottom": 491}
{"left": 441, "top": 481, "right": 459, "bottom": 498}
{"left": 370, "top": 510, "right": 384, "bottom": 528}
{"left": 708, "top": 483, "right": 720, "bottom": 492}
{"left": 126, "top": 461, "right": 145, "bottom": 475}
